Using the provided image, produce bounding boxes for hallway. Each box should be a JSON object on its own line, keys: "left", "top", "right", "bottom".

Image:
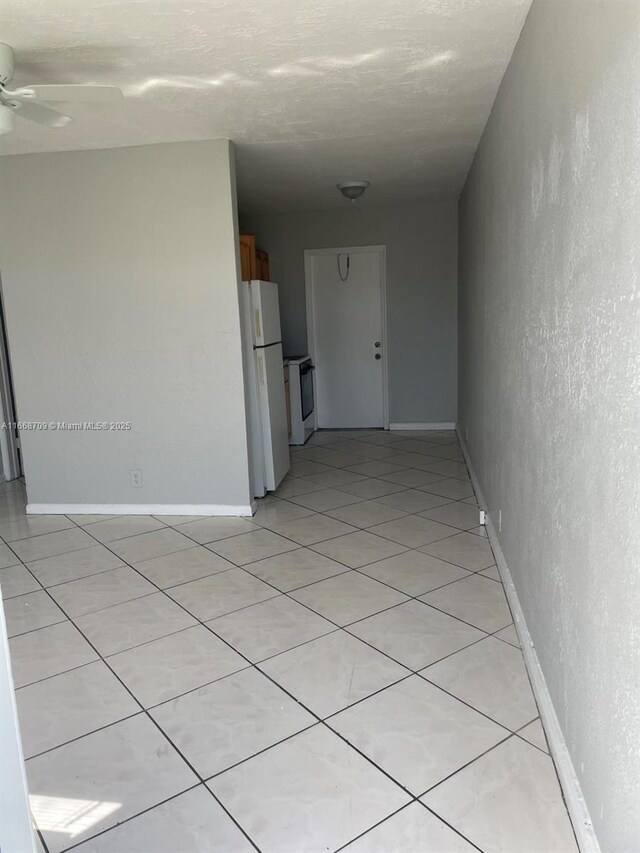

{"left": 2, "top": 430, "right": 577, "bottom": 853}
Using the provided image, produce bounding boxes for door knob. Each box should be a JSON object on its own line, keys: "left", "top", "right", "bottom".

{"left": 375, "top": 353, "right": 382, "bottom": 360}
{"left": 374, "top": 341, "right": 381, "bottom": 348}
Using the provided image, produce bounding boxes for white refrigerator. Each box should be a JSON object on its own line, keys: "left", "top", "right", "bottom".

{"left": 241, "top": 280, "right": 290, "bottom": 497}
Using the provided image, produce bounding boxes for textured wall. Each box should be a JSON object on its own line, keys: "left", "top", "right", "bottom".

{"left": 241, "top": 201, "right": 458, "bottom": 424}
{"left": 0, "top": 140, "right": 252, "bottom": 508}
{"left": 458, "top": 2, "right": 640, "bottom": 850}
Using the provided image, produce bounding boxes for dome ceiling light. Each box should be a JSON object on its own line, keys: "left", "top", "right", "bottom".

{"left": 337, "top": 181, "right": 370, "bottom": 202}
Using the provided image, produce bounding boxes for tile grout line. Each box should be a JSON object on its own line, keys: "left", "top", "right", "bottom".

{"left": 3, "top": 457, "right": 478, "bottom": 562}
{"left": 5, "top": 444, "right": 501, "bottom": 684}
{"left": 12, "top": 549, "right": 264, "bottom": 853}
{"left": 2, "top": 444, "right": 486, "bottom": 641}
{"left": 14, "top": 530, "right": 501, "bottom": 851}
{"left": 18, "top": 575, "right": 526, "bottom": 788}
{"left": 208, "top": 445, "right": 499, "bottom": 851}
{"left": 57, "top": 784, "right": 203, "bottom": 853}
{"left": 415, "top": 730, "right": 517, "bottom": 800}
{"left": 43, "top": 480, "right": 497, "bottom": 648}
{"left": 3, "top": 525, "right": 272, "bottom": 852}
{"left": 2, "top": 433, "right": 536, "bottom": 852}
{"left": 11, "top": 498, "right": 423, "bottom": 850}
{"left": 334, "top": 799, "right": 486, "bottom": 853}
{"left": 2, "top": 445, "right": 492, "bottom": 659}
{"left": 224, "top": 437, "right": 534, "bottom": 850}
{"left": 297, "top": 436, "right": 554, "bottom": 847}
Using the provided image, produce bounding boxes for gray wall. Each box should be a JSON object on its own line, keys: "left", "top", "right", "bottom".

{"left": 458, "top": 2, "right": 640, "bottom": 850}
{"left": 0, "top": 140, "right": 252, "bottom": 509}
{"left": 241, "top": 201, "right": 458, "bottom": 424}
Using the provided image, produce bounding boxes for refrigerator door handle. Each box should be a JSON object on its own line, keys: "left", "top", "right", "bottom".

{"left": 254, "top": 309, "right": 262, "bottom": 343}
{"left": 257, "top": 353, "right": 265, "bottom": 385}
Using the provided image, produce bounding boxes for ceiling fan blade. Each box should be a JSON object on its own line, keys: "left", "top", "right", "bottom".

{"left": 13, "top": 100, "right": 72, "bottom": 128}
{"left": 18, "top": 84, "right": 124, "bottom": 102}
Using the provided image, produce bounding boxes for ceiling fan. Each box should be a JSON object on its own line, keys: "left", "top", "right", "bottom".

{"left": 0, "top": 42, "right": 124, "bottom": 135}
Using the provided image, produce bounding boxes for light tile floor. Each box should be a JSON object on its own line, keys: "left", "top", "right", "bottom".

{"left": 0, "top": 430, "right": 579, "bottom": 853}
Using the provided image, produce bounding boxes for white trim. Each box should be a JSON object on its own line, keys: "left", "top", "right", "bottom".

{"left": 304, "top": 245, "right": 389, "bottom": 430}
{"left": 389, "top": 422, "right": 456, "bottom": 431}
{"left": 457, "top": 428, "right": 601, "bottom": 853}
{"left": 27, "top": 503, "right": 256, "bottom": 517}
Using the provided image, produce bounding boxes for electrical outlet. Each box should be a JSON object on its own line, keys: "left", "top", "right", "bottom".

{"left": 129, "top": 468, "right": 142, "bottom": 488}
{"left": 479, "top": 509, "right": 486, "bottom": 526}
{"left": 498, "top": 509, "right": 502, "bottom": 532}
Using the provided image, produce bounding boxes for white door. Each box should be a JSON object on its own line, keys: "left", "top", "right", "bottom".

{"left": 306, "top": 247, "right": 386, "bottom": 428}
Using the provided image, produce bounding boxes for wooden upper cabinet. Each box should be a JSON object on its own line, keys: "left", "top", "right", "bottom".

{"left": 239, "top": 234, "right": 257, "bottom": 281}
{"left": 239, "top": 234, "right": 269, "bottom": 281}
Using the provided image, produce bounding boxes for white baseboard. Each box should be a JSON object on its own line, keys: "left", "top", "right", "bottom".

{"left": 456, "top": 429, "right": 601, "bottom": 853}
{"left": 26, "top": 503, "right": 256, "bottom": 517}
{"left": 389, "top": 422, "right": 456, "bottom": 431}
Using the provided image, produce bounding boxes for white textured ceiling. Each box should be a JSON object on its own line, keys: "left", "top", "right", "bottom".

{"left": 0, "top": 0, "right": 531, "bottom": 212}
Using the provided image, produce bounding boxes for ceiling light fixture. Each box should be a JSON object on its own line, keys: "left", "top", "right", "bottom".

{"left": 337, "top": 181, "right": 369, "bottom": 202}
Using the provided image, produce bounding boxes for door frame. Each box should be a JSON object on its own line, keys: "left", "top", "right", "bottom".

{"left": 304, "top": 245, "right": 389, "bottom": 430}
{"left": 0, "top": 284, "right": 21, "bottom": 482}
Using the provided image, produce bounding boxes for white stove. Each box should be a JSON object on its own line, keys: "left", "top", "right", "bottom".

{"left": 286, "top": 356, "right": 316, "bottom": 445}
